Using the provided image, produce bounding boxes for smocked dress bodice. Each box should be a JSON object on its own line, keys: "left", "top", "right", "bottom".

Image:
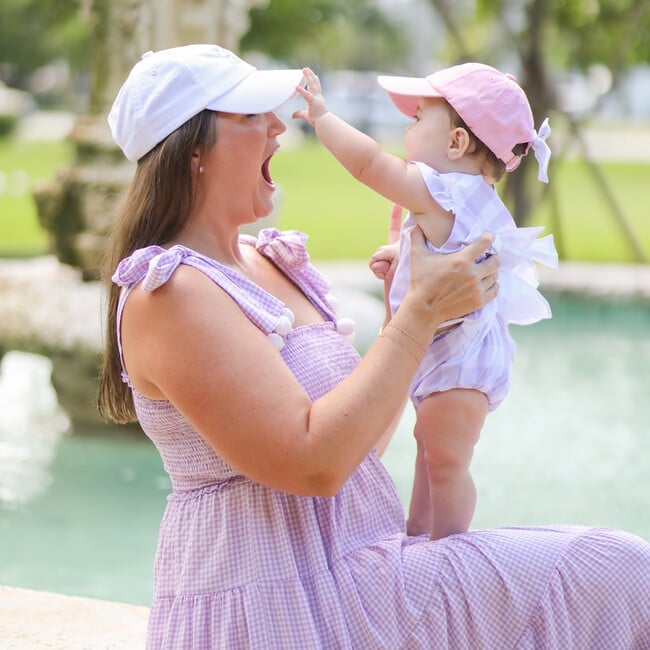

{"left": 113, "top": 229, "right": 358, "bottom": 492}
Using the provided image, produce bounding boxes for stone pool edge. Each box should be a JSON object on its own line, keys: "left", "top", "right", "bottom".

{"left": 317, "top": 259, "right": 650, "bottom": 302}
{"left": 0, "top": 585, "right": 148, "bottom": 648}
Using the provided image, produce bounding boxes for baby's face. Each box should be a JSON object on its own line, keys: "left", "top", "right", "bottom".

{"left": 404, "top": 97, "right": 455, "bottom": 169}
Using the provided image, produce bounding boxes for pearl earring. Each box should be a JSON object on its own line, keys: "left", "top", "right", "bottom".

{"left": 199, "top": 166, "right": 204, "bottom": 173}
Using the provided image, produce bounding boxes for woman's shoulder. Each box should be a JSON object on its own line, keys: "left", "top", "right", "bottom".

{"left": 112, "top": 244, "right": 214, "bottom": 292}
{"left": 114, "top": 245, "right": 261, "bottom": 332}
{"left": 120, "top": 258, "right": 232, "bottom": 323}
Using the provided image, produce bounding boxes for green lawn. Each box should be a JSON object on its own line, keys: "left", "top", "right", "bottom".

{"left": 1, "top": 135, "right": 649, "bottom": 263}
{"left": 0, "top": 138, "right": 74, "bottom": 256}
{"left": 531, "top": 161, "right": 650, "bottom": 263}
{"left": 274, "top": 140, "right": 650, "bottom": 263}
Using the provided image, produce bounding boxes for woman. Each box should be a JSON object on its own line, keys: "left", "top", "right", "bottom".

{"left": 99, "top": 44, "right": 650, "bottom": 649}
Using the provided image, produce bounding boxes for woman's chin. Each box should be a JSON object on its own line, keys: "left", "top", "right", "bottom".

{"left": 240, "top": 206, "right": 275, "bottom": 232}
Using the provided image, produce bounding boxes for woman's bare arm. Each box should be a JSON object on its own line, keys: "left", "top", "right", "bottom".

{"left": 121, "top": 231, "right": 498, "bottom": 497}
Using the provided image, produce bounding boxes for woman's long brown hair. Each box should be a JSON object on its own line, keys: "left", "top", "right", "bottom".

{"left": 97, "top": 110, "right": 218, "bottom": 423}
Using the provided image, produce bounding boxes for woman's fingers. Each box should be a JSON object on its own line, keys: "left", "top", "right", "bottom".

{"left": 408, "top": 223, "right": 428, "bottom": 251}
{"left": 481, "top": 267, "right": 500, "bottom": 299}
{"left": 462, "top": 233, "right": 495, "bottom": 263}
{"left": 407, "top": 226, "right": 500, "bottom": 319}
{"left": 466, "top": 234, "right": 499, "bottom": 301}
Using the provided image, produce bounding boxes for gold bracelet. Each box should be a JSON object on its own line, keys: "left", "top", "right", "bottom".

{"left": 379, "top": 332, "right": 420, "bottom": 362}
{"left": 385, "top": 323, "right": 427, "bottom": 354}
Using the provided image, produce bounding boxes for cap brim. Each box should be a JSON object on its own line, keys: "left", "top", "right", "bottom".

{"left": 377, "top": 75, "right": 443, "bottom": 118}
{"left": 206, "top": 68, "right": 305, "bottom": 114}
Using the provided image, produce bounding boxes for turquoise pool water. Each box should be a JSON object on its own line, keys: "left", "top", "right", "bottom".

{"left": 1, "top": 293, "right": 649, "bottom": 606}
{"left": 0, "top": 434, "right": 168, "bottom": 606}
{"left": 384, "top": 293, "right": 650, "bottom": 538}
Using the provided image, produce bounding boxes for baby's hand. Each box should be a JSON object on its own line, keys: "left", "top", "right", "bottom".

{"left": 369, "top": 243, "right": 399, "bottom": 280}
{"left": 370, "top": 203, "right": 403, "bottom": 279}
{"left": 293, "top": 68, "right": 328, "bottom": 126}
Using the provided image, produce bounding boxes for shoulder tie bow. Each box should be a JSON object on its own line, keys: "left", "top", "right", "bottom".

{"left": 256, "top": 228, "right": 310, "bottom": 268}
{"left": 112, "top": 245, "right": 188, "bottom": 292}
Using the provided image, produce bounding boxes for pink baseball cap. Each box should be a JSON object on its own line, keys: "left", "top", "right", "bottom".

{"left": 377, "top": 62, "right": 551, "bottom": 181}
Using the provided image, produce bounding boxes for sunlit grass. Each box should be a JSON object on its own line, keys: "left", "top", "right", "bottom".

{"left": 1, "top": 135, "right": 648, "bottom": 263}
{"left": 272, "top": 138, "right": 393, "bottom": 259}
{"left": 275, "top": 139, "right": 650, "bottom": 263}
{"left": 531, "top": 161, "right": 650, "bottom": 263}
{"left": 0, "top": 138, "right": 74, "bottom": 256}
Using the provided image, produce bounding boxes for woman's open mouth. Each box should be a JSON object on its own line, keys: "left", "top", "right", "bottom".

{"left": 262, "top": 153, "right": 275, "bottom": 188}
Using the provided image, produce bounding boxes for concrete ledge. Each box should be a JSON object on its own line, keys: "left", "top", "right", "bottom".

{"left": 0, "top": 257, "right": 647, "bottom": 355}
{"left": 0, "top": 586, "right": 148, "bottom": 649}
{"left": 317, "top": 259, "right": 650, "bottom": 302}
{"left": 537, "top": 261, "right": 650, "bottom": 300}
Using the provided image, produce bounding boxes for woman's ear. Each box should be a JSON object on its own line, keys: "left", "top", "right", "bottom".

{"left": 191, "top": 150, "right": 202, "bottom": 174}
{"left": 447, "top": 127, "right": 472, "bottom": 160}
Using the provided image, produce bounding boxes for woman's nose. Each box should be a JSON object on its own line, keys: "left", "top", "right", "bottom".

{"left": 268, "top": 112, "right": 287, "bottom": 136}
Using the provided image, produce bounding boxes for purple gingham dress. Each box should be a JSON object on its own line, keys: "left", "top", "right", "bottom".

{"left": 113, "top": 229, "right": 650, "bottom": 649}
{"left": 390, "top": 165, "right": 559, "bottom": 410}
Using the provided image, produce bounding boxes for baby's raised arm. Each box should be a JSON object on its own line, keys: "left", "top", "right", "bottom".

{"left": 294, "top": 68, "right": 431, "bottom": 215}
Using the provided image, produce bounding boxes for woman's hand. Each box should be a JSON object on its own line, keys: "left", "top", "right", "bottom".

{"left": 405, "top": 228, "right": 499, "bottom": 327}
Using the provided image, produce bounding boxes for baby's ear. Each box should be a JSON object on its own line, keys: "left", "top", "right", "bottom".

{"left": 448, "top": 127, "right": 472, "bottom": 160}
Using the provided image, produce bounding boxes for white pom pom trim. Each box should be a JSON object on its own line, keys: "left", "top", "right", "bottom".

{"left": 268, "top": 332, "right": 285, "bottom": 350}
{"left": 336, "top": 317, "right": 355, "bottom": 339}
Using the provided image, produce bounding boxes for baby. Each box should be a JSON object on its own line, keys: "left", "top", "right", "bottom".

{"left": 294, "top": 63, "right": 557, "bottom": 539}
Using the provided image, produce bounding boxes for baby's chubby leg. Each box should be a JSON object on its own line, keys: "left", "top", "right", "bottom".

{"left": 406, "top": 435, "right": 433, "bottom": 536}
{"left": 414, "top": 388, "right": 488, "bottom": 540}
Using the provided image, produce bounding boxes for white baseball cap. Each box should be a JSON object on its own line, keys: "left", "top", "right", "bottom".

{"left": 108, "top": 44, "right": 305, "bottom": 162}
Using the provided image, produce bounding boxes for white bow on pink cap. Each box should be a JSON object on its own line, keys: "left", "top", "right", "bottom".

{"left": 532, "top": 118, "right": 551, "bottom": 183}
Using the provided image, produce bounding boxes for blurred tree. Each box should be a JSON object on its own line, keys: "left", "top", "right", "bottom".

{"left": 0, "top": 0, "right": 406, "bottom": 97}
{"left": 0, "top": 0, "right": 91, "bottom": 87}
{"left": 549, "top": 0, "right": 650, "bottom": 72}
{"left": 426, "top": 0, "right": 649, "bottom": 260}
{"left": 242, "top": 0, "right": 408, "bottom": 70}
